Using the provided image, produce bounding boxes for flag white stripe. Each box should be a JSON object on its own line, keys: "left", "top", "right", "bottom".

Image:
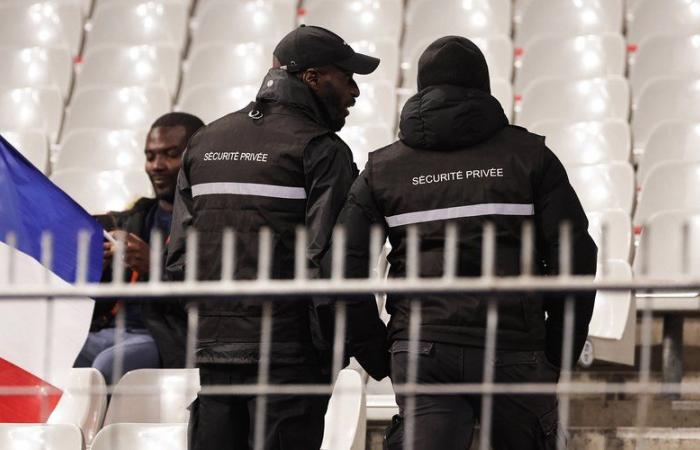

{"left": 385, "top": 203, "right": 535, "bottom": 228}
{"left": 192, "top": 182, "right": 306, "bottom": 200}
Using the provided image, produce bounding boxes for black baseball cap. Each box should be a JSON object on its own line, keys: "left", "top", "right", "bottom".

{"left": 274, "top": 25, "right": 380, "bottom": 75}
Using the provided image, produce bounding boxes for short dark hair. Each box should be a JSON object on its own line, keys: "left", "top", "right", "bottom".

{"left": 150, "top": 112, "right": 205, "bottom": 142}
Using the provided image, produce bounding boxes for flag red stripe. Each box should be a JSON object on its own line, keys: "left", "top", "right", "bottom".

{"left": 0, "top": 358, "right": 62, "bottom": 422}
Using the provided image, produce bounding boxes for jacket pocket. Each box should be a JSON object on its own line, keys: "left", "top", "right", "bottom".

{"left": 390, "top": 340, "right": 434, "bottom": 355}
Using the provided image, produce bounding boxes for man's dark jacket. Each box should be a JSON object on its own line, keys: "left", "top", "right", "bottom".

{"left": 164, "top": 69, "right": 388, "bottom": 379}
{"left": 337, "top": 84, "right": 597, "bottom": 367}
{"left": 96, "top": 197, "right": 187, "bottom": 368}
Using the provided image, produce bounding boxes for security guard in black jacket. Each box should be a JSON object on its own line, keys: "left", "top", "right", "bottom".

{"left": 336, "top": 37, "right": 598, "bottom": 450}
{"left": 165, "top": 26, "right": 388, "bottom": 450}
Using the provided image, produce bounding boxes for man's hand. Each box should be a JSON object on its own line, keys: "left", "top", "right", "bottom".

{"left": 107, "top": 231, "right": 151, "bottom": 276}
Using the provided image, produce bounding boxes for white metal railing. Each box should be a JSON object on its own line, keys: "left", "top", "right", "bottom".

{"left": 1, "top": 221, "right": 699, "bottom": 449}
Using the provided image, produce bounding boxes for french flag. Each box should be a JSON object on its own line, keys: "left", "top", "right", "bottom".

{"left": 0, "top": 135, "right": 102, "bottom": 422}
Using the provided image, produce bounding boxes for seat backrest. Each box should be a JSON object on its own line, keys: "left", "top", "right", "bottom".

{"left": 350, "top": 39, "right": 400, "bottom": 84}
{"left": 588, "top": 259, "right": 633, "bottom": 340}
{"left": 491, "top": 78, "right": 513, "bottom": 122}
{"left": 76, "top": 45, "right": 181, "bottom": 97}
{"left": 633, "top": 210, "right": 700, "bottom": 278}
{"left": 191, "top": 0, "right": 296, "bottom": 47}
{"left": 0, "top": 2, "right": 83, "bottom": 55}
{"left": 632, "top": 78, "right": 700, "bottom": 153}
{"left": 567, "top": 161, "right": 635, "bottom": 213}
{"left": 0, "top": 423, "right": 83, "bottom": 450}
{"left": 92, "top": 423, "right": 187, "bottom": 450}
{"left": 1, "top": 130, "right": 49, "bottom": 173}
{"left": 404, "top": 0, "right": 511, "bottom": 60}
{"left": 182, "top": 42, "right": 274, "bottom": 94}
{"left": 48, "top": 367, "right": 107, "bottom": 445}
{"left": 587, "top": 209, "right": 632, "bottom": 262}
{"left": 403, "top": 35, "right": 513, "bottom": 88}
{"left": 56, "top": 129, "right": 147, "bottom": 172}
{"left": 321, "top": 369, "right": 366, "bottom": 450}
{"left": 515, "top": 33, "right": 626, "bottom": 94}
{"left": 515, "top": 0, "right": 623, "bottom": 49}
{"left": 338, "top": 124, "right": 394, "bottom": 170}
{"left": 0, "top": 86, "right": 63, "bottom": 143}
{"left": 630, "top": 35, "right": 700, "bottom": 99}
{"left": 345, "top": 81, "right": 396, "bottom": 128}
{"left": 177, "top": 84, "right": 258, "bottom": 125}
{"left": 531, "top": 119, "right": 630, "bottom": 165}
{"left": 87, "top": 0, "right": 188, "bottom": 51}
{"left": 104, "top": 368, "right": 201, "bottom": 425}
{"left": 516, "top": 77, "right": 629, "bottom": 129}
{"left": 0, "top": 46, "right": 73, "bottom": 100}
{"left": 633, "top": 161, "right": 700, "bottom": 227}
{"left": 62, "top": 86, "right": 171, "bottom": 138}
{"left": 638, "top": 121, "right": 700, "bottom": 185}
{"left": 302, "top": 0, "right": 403, "bottom": 43}
{"left": 50, "top": 168, "right": 153, "bottom": 214}
{"left": 628, "top": 0, "right": 700, "bottom": 46}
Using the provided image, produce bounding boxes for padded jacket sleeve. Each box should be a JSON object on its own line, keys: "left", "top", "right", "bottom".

{"left": 164, "top": 152, "right": 194, "bottom": 282}
{"left": 327, "top": 169, "right": 390, "bottom": 381}
{"left": 533, "top": 146, "right": 598, "bottom": 369}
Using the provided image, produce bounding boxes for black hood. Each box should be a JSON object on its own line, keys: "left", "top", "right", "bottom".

{"left": 255, "top": 68, "right": 335, "bottom": 130}
{"left": 399, "top": 85, "right": 508, "bottom": 151}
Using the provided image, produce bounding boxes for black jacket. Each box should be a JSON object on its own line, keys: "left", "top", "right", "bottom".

{"left": 95, "top": 197, "right": 187, "bottom": 369}
{"left": 337, "top": 85, "right": 597, "bottom": 368}
{"left": 165, "top": 69, "right": 388, "bottom": 378}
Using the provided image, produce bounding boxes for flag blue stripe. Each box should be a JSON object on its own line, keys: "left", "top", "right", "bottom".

{"left": 0, "top": 135, "right": 103, "bottom": 283}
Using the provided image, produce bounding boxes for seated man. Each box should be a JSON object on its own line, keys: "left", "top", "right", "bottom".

{"left": 75, "top": 112, "right": 205, "bottom": 383}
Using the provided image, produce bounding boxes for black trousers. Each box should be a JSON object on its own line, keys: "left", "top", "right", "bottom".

{"left": 387, "top": 341, "right": 564, "bottom": 450}
{"left": 188, "top": 363, "right": 330, "bottom": 450}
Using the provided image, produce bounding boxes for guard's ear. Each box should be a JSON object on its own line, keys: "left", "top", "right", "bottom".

{"left": 301, "top": 68, "right": 321, "bottom": 92}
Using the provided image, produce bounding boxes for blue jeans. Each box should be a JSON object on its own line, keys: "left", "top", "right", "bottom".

{"left": 74, "top": 328, "right": 160, "bottom": 384}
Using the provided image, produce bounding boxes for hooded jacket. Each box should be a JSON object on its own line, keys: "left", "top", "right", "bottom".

{"left": 164, "top": 69, "right": 388, "bottom": 378}
{"left": 337, "top": 84, "right": 597, "bottom": 367}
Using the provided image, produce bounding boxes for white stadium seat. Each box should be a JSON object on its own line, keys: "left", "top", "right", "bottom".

{"left": 86, "top": 0, "right": 188, "bottom": 52}
{"left": 0, "top": 86, "right": 63, "bottom": 143}
{"left": 182, "top": 42, "right": 274, "bottom": 95}
{"left": 492, "top": 78, "right": 513, "bottom": 123}
{"left": 191, "top": 0, "right": 296, "bottom": 48}
{"left": 338, "top": 124, "right": 393, "bottom": 170}
{"left": 104, "top": 368, "right": 200, "bottom": 425}
{"left": 48, "top": 368, "right": 108, "bottom": 445}
{"left": 0, "top": 1, "right": 83, "bottom": 55}
{"left": 1, "top": 130, "right": 49, "bottom": 173}
{"left": 50, "top": 168, "right": 154, "bottom": 214}
{"left": 587, "top": 209, "right": 632, "bottom": 262}
{"left": 346, "top": 81, "right": 396, "bottom": 128}
{"left": 632, "top": 78, "right": 700, "bottom": 154}
{"left": 628, "top": 0, "right": 700, "bottom": 46}
{"left": 56, "top": 129, "right": 147, "bottom": 172}
{"left": 92, "top": 423, "right": 187, "bottom": 450}
{"left": 302, "top": 0, "right": 403, "bottom": 43}
{"left": 629, "top": 35, "right": 700, "bottom": 98}
{"left": 532, "top": 119, "right": 630, "bottom": 166}
{"left": 634, "top": 211, "right": 700, "bottom": 311}
{"left": 0, "top": 423, "right": 83, "bottom": 450}
{"left": 177, "top": 84, "right": 258, "bottom": 125}
{"left": 638, "top": 121, "right": 700, "bottom": 185}
{"left": 515, "top": 0, "right": 623, "bottom": 49}
{"left": 403, "top": 0, "right": 511, "bottom": 70}
{"left": 0, "top": 46, "right": 73, "bottom": 100}
{"left": 634, "top": 161, "right": 700, "bottom": 228}
{"left": 321, "top": 369, "right": 366, "bottom": 450}
{"left": 516, "top": 77, "right": 629, "bottom": 129}
{"left": 76, "top": 45, "right": 181, "bottom": 98}
{"left": 567, "top": 162, "right": 635, "bottom": 214}
{"left": 402, "top": 36, "right": 513, "bottom": 89}
{"left": 350, "top": 39, "right": 400, "bottom": 84}
{"left": 514, "top": 33, "right": 626, "bottom": 94}
{"left": 587, "top": 259, "right": 635, "bottom": 366}
{"left": 62, "top": 86, "right": 171, "bottom": 138}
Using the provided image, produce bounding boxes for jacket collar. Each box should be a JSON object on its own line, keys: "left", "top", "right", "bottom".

{"left": 255, "top": 69, "right": 334, "bottom": 130}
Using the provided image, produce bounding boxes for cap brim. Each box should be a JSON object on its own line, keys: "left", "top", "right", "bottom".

{"left": 335, "top": 53, "right": 380, "bottom": 75}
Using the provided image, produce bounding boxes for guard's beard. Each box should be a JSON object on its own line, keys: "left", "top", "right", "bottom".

{"left": 315, "top": 87, "right": 346, "bottom": 132}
